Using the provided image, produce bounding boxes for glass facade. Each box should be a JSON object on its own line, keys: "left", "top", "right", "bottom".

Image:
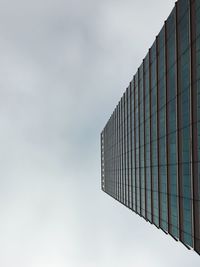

{"left": 101, "top": 0, "right": 200, "bottom": 255}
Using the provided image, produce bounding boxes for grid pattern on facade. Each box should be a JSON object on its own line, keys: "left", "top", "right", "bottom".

{"left": 101, "top": 0, "right": 200, "bottom": 255}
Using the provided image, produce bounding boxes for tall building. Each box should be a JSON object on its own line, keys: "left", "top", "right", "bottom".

{"left": 101, "top": 0, "right": 200, "bottom": 254}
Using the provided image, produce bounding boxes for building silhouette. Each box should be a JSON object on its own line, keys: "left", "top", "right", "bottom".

{"left": 101, "top": 0, "right": 200, "bottom": 254}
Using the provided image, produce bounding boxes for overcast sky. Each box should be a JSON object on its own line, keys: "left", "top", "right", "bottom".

{"left": 0, "top": 0, "right": 200, "bottom": 266}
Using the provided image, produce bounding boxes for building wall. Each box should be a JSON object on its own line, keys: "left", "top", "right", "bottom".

{"left": 101, "top": 0, "right": 200, "bottom": 255}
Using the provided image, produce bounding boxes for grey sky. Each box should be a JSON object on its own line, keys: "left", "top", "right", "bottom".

{"left": 0, "top": 0, "right": 200, "bottom": 266}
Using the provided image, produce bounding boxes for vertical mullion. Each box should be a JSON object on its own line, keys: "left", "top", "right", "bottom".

{"left": 123, "top": 95, "right": 125, "bottom": 204}
{"left": 138, "top": 69, "right": 141, "bottom": 215}
{"left": 188, "top": 0, "right": 195, "bottom": 245}
{"left": 120, "top": 99, "right": 122, "bottom": 203}
{"left": 115, "top": 112, "right": 116, "bottom": 199}
{"left": 127, "top": 88, "right": 130, "bottom": 208}
{"left": 134, "top": 76, "right": 137, "bottom": 212}
{"left": 116, "top": 107, "right": 118, "bottom": 200}
{"left": 132, "top": 79, "right": 136, "bottom": 211}
{"left": 129, "top": 83, "right": 133, "bottom": 209}
{"left": 175, "top": 2, "right": 183, "bottom": 243}
{"left": 118, "top": 105, "right": 120, "bottom": 199}
{"left": 117, "top": 106, "right": 119, "bottom": 201}
{"left": 119, "top": 102, "right": 121, "bottom": 202}
{"left": 165, "top": 20, "right": 170, "bottom": 234}
{"left": 125, "top": 90, "right": 128, "bottom": 207}
{"left": 123, "top": 94, "right": 126, "bottom": 205}
{"left": 156, "top": 35, "right": 161, "bottom": 228}
{"left": 149, "top": 49, "right": 153, "bottom": 223}
{"left": 190, "top": 0, "right": 200, "bottom": 253}
{"left": 121, "top": 99, "right": 123, "bottom": 203}
{"left": 126, "top": 90, "right": 129, "bottom": 207}
{"left": 143, "top": 59, "right": 147, "bottom": 219}
{"left": 118, "top": 105, "right": 120, "bottom": 201}
{"left": 101, "top": 132, "right": 104, "bottom": 191}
